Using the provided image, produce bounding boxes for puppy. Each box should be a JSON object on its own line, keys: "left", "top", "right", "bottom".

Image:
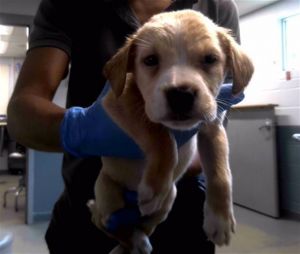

{"left": 88, "top": 10, "right": 254, "bottom": 253}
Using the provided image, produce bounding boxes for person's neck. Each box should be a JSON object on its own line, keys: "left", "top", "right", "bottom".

{"left": 129, "top": 0, "right": 173, "bottom": 24}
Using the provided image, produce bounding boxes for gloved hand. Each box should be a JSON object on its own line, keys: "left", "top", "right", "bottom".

{"left": 216, "top": 83, "right": 245, "bottom": 111}
{"left": 60, "top": 82, "right": 244, "bottom": 159}
{"left": 105, "top": 190, "right": 141, "bottom": 233}
{"left": 60, "top": 84, "right": 144, "bottom": 158}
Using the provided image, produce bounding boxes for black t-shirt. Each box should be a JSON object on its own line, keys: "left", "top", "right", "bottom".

{"left": 29, "top": 0, "right": 240, "bottom": 208}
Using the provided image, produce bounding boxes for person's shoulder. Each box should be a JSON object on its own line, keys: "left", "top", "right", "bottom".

{"left": 193, "top": 0, "right": 237, "bottom": 8}
{"left": 192, "top": 0, "right": 238, "bottom": 23}
{"left": 217, "top": 0, "right": 238, "bottom": 12}
{"left": 41, "top": 0, "right": 109, "bottom": 13}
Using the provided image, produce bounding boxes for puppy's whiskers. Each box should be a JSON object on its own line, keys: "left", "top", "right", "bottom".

{"left": 216, "top": 105, "right": 229, "bottom": 123}
{"left": 202, "top": 112, "right": 215, "bottom": 123}
{"left": 216, "top": 98, "right": 231, "bottom": 108}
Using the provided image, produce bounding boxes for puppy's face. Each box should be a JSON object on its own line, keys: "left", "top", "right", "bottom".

{"left": 104, "top": 10, "right": 254, "bottom": 130}
{"left": 134, "top": 12, "right": 227, "bottom": 130}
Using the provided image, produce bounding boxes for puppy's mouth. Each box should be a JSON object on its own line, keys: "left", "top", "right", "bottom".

{"left": 161, "top": 114, "right": 202, "bottom": 130}
{"left": 169, "top": 113, "right": 191, "bottom": 121}
{"left": 159, "top": 110, "right": 217, "bottom": 130}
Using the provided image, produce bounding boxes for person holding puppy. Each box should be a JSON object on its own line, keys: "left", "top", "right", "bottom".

{"left": 7, "top": 0, "right": 242, "bottom": 253}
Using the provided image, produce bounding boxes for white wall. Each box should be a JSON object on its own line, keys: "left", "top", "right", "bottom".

{"left": 53, "top": 76, "right": 68, "bottom": 108}
{"left": 0, "top": 57, "right": 23, "bottom": 114}
{"left": 0, "top": 62, "right": 10, "bottom": 115}
{"left": 239, "top": 0, "right": 300, "bottom": 126}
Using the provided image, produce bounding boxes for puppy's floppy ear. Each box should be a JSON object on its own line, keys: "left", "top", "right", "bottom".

{"left": 218, "top": 28, "right": 254, "bottom": 95}
{"left": 103, "top": 36, "right": 136, "bottom": 97}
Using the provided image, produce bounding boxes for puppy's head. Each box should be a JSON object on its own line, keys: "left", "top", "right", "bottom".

{"left": 104, "top": 10, "right": 254, "bottom": 130}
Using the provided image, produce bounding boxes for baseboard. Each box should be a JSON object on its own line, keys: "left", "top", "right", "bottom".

{"left": 32, "top": 212, "right": 51, "bottom": 223}
{"left": 281, "top": 210, "right": 300, "bottom": 221}
{"left": 0, "top": 169, "right": 9, "bottom": 175}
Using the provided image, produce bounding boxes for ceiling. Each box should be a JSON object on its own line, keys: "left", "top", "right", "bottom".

{"left": 236, "top": 0, "right": 281, "bottom": 16}
{"left": 0, "top": 0, "right": 282, "bottom": 58}
{"left": 0, "top": 25, "right": 28, "bottom": 58}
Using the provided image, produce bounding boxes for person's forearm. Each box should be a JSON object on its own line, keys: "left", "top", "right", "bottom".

{"left": 7, "top": 94, "right": 65, "bottom": 152}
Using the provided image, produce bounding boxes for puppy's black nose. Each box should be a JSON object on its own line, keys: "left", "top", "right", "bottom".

{"left": 165, "top": 86, "right": 196, "bottom": 117}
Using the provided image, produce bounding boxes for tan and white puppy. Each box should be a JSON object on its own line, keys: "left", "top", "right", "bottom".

{"left": 88, "top": 10, "right": 254, "bottom": 254}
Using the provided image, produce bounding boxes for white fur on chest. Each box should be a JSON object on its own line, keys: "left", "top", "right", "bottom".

{"left": 101, "top": 134, "right": 197, "bottom": 191}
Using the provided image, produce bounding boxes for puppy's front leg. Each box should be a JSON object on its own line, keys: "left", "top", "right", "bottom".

{"left": 198, "top": 122, "right": 235, "bottom": 246}
{"left": 103, "top": 85, "right": 177, "bottom": 216}
{"left": 137, "top": 129, "right": 177, "bottom": 216}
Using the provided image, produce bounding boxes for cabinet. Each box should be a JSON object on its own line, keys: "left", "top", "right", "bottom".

{"left": 227, "top": 105, "right": 279, "bottom": 218}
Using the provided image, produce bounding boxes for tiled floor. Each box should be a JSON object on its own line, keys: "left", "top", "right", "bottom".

{"left": 1, "top": 174, "right": 300, "bottom": 254}
{"left": 217, "top": 206, "right": 300, "bottom": 254}
{"left": 0, "top": 174, "right": 48, "bottom": 254}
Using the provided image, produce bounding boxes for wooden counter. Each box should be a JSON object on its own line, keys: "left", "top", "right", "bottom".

{"left": 231, "top": 104, "right": 278, "bottom": 110}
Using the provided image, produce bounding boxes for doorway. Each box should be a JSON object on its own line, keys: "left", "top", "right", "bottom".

{"left": 0, "top": 23, "right": 28, "bottom": 225}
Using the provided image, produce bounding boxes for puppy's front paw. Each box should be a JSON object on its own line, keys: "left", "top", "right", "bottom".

{"left": 109, "top": 245, "right": 126, "bottom": 254}
{"left": 203, "top": 202, "right": 236, "bottom": 246}
{"left": 138, "top": 181, "right": 171, "bottom": 216}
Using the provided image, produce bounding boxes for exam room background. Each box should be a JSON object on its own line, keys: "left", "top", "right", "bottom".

{"left": 0, "top": 0, "right": 299, "bottom": 224}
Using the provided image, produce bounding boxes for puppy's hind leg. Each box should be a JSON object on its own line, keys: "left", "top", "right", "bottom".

{"left": 88, "top": 171, "right": 125, "bottom": 232}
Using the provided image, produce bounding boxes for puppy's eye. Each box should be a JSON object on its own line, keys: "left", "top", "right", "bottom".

{"left": 143, "top": 55, "right": 159, "bottom": 66}
{"left": 203, "top": 54, "right": 218, "bottom": 65}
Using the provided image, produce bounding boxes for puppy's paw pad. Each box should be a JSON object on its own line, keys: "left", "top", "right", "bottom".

{"left": 138, "top": 182, "right": 154, "bottom": 204}
{"left": 131, "top": 231, "right": 153, "bottom": 254}
{"left": 139, "top": 198, "right": 161, "bottom": 216}
{"left": 138, "top": 181, "right": 169, "bottom": 216}
{"left": 86, "top": 199, "right": 95, "bottom": 209}
{"left": 138, "top": 182, "right": 158, "bottom": 215}
{"left": 203, "top": 202, "right": 236, "bottom": 246}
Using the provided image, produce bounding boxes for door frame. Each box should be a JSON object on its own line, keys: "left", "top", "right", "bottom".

{"left": 0, "top": 12, "right": 33, "bottom": 224}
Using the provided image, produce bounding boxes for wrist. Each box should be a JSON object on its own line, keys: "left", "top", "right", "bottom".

{"left": 60, "top": 101, "right": 145, "bottom": 159}
{"left": 60, "top": 106, "right": 89, "bottom": 157}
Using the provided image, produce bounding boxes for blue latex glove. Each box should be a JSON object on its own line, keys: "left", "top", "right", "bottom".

{"left": 105, "top": 173, "right": 208, "bottom": 233}
{"left": 105, "top": 190, "right": 141, "bottom": 233}
{"left": 60, "top": 82, "right": 244, "bottom": 159}
{"left": 216, "top": 83, "right": 245, "bottom": 111}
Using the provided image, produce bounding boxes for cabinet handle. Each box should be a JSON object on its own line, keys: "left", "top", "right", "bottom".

{"left": 259, "top": 119, "right": 272, "bottom": 131}
{"left": 292, "top": 133, "right": 300, "bottom": 142}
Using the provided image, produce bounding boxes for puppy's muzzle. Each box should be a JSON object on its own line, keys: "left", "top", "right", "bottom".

{"left": 165, "top": 86, "right": 197, "bottom": 121}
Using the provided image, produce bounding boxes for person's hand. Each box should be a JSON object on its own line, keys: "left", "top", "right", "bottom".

{"left": 105, "top": 190, "right": 141, "bottom": 233}
{"left": 60, "top": 83, "right": 244, "bottom": 159}
{"left": 60, "top": 84, "right": 144, "bottom": 158}
{"left": 216, "top": 83, "right": 245, "bottom": 111}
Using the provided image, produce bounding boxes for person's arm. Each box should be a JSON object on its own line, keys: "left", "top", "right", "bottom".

{"left": 218, "top": 0, "right": 241, "bottom": 84}
{"left": 218, "top": 0, "right": 240, "bottom": 43}
{"left": 7, "top": 47, "right": 69, "bottom": 152}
